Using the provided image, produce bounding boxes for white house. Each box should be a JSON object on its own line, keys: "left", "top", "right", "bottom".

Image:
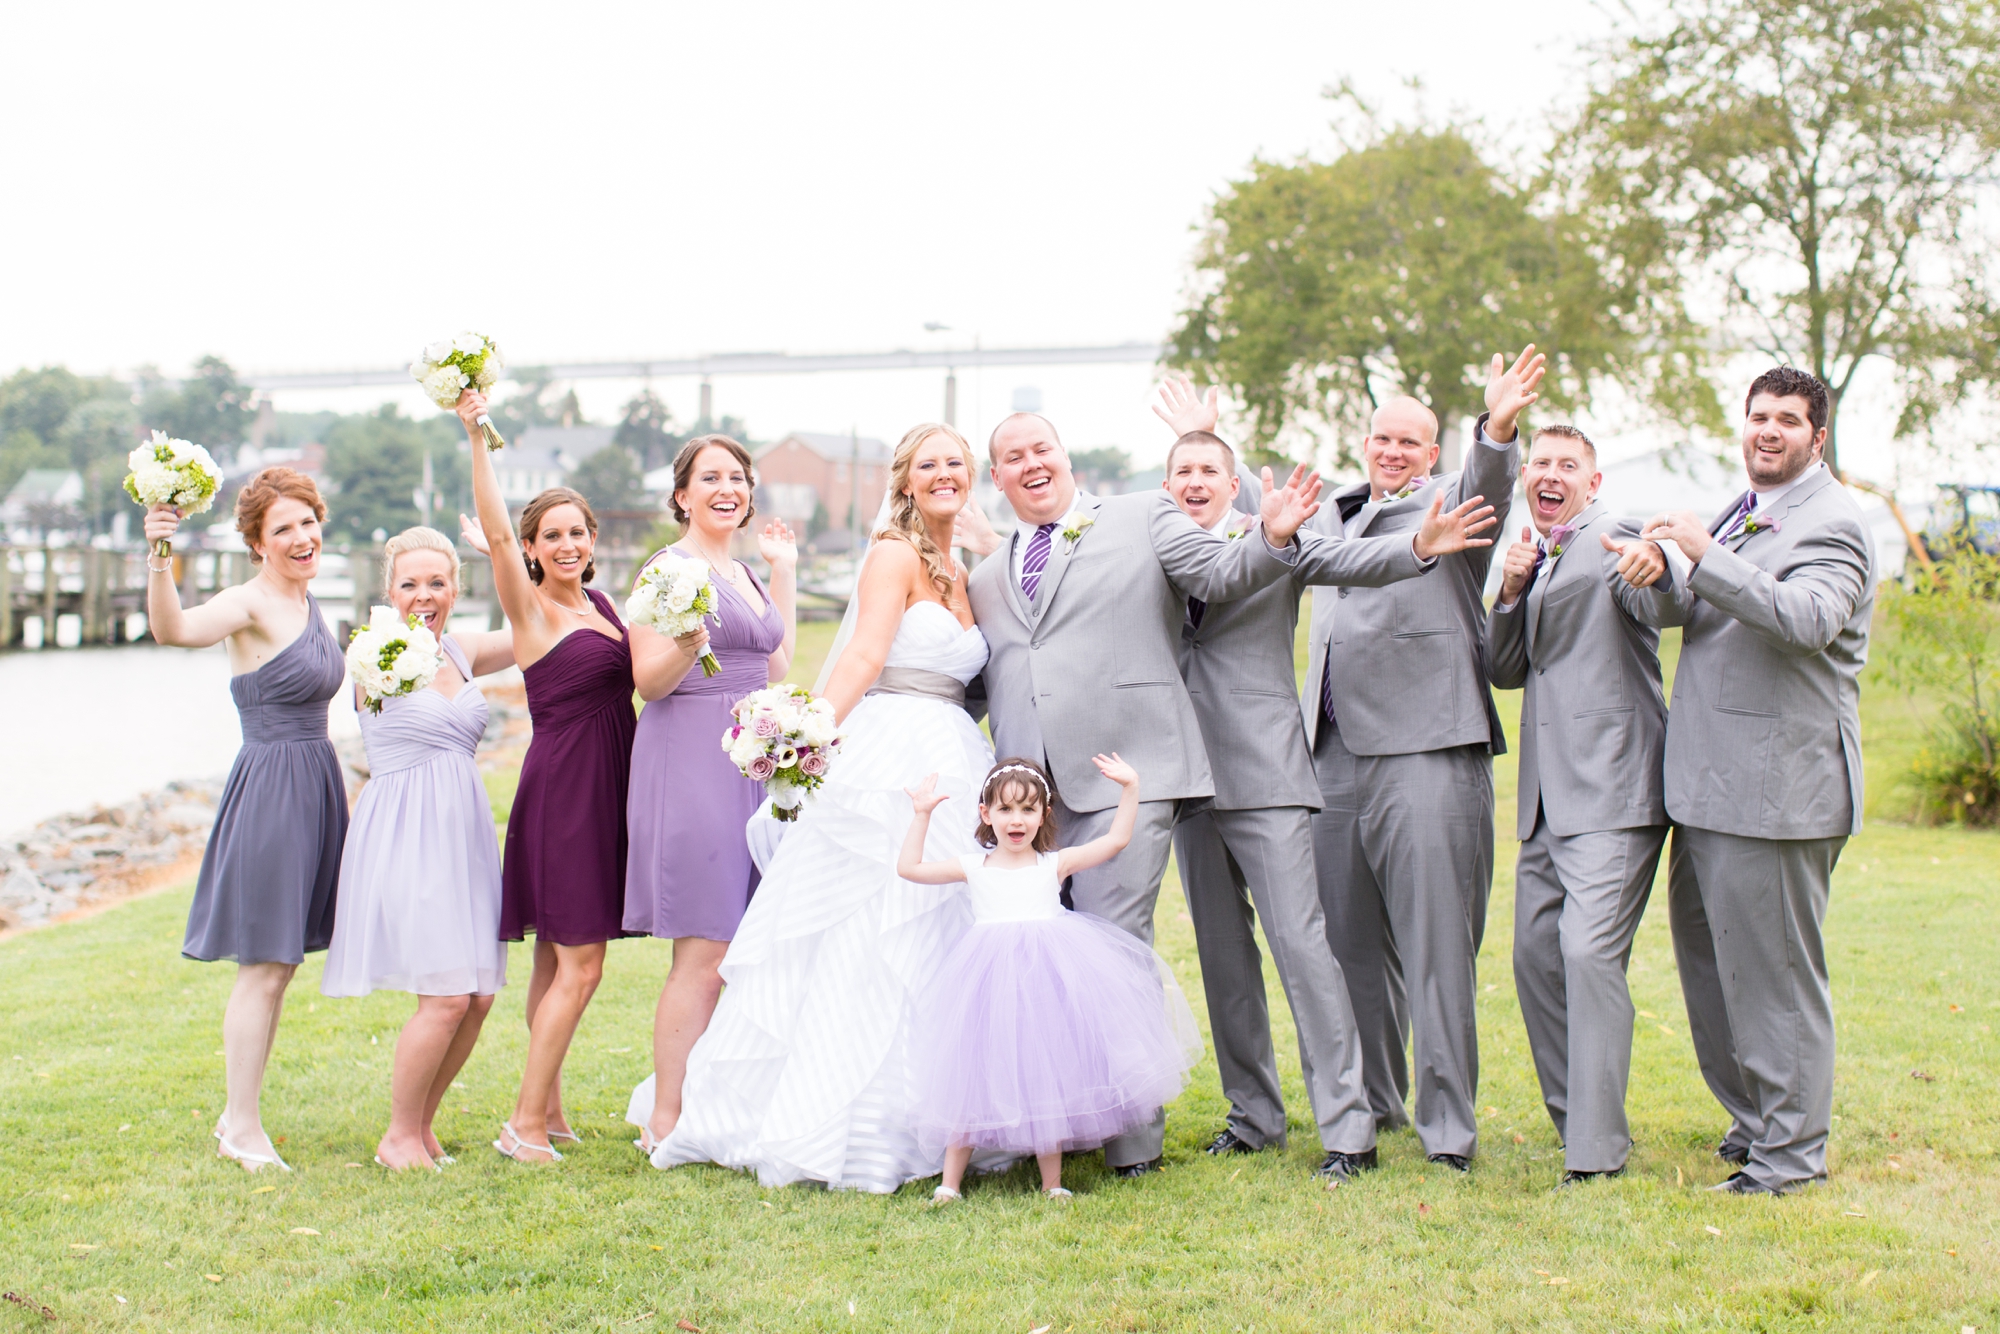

{"left": 495, "top": 426, "right": 613, "bottom": 503}
{"left": 1, "top": 469, "right": 85, "bottom": 541}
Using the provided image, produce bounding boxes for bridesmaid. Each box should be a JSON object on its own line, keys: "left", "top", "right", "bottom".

{"left": 625, "top": 436, "right": 797, "bottom": 1154}
{"left": 321, "top": 525, "right": 515, "bottom": 1170}
{"left": 144, "top": 467, "right": 347, "bottom": 1173}
{"left": 462, "top": 388, "right": 638, "bottom": 1163}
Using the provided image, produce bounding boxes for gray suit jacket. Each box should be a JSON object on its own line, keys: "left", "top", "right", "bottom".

{"left": 1180, "top": 516, "right": 1430, "bottom": 811}
{"left": 1626, "top": 467, "right": 1875, "bottom": 840}
{"left": 968, "top": 490, "right": 1300, "bottom": 814}
{"left": 1486, "top": 502, "right": 1670, "bottom": 839}
{"left": 1301, "top": 413, "right": 1518, "bottom": 757}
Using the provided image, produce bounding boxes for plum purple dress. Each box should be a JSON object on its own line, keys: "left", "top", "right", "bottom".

{"left": 322, "top": 636, "right": 507, "bottom": 996}
{"left": 182, "top": 597, "right": 348, "bottom": 965}
{"left": 500, "top": 588, "right": 639, "bottom": 946}
{"left": 624, "top": 559, "right": 785, "bottom": 941}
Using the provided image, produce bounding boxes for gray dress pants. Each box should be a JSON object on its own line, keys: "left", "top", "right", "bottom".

{"left": 1512, "top": 808, "right": 1667, "bottom": 1172}
{"left": 1053, "top": 794, "right": 1180, "bottom": 1168}
{"left": 1669, "top": 825, "right": 1844, "bottom": 1190}
{"left": 1173, "top": 805, "right": 1376, "bottom": 1154}
{"left": 1311, "top": 723, "right": 1493, "bottom": 1159}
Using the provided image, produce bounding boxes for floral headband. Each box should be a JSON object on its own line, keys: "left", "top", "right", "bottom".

{"left": 984, "top": 763, "right": 1049, "bottom": 799}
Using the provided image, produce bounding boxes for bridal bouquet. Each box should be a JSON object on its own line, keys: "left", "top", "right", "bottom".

{"left": 123, "top": 431, "right": 223, "bottom": 557}
{"left": 626, "top": 551, "right": 722, "bottom": 677}
{"left": 723, "top": 685, "right": 842, "bottom": 821}
{"left": 345, "top": 605, "right": 443, "bottom": 714}
{"left": 411, "top": 332, "right": 507, "bottom": 450}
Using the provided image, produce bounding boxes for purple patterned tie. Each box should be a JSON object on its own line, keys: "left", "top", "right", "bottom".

{"left": 1020, "top": 522, "right": 1056, "bottom": 601}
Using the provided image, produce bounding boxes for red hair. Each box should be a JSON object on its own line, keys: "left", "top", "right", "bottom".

{"left": 234, "top": 467, "right": 326, "bottom": 561}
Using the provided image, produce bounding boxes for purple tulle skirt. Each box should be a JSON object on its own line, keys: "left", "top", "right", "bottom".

{"left": 909, "top": 909, "right": 1202, "bottom": 1157}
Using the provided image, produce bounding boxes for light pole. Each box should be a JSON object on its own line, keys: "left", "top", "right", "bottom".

{"left": 924, "top": 322, "right": 955, "bottom": 428}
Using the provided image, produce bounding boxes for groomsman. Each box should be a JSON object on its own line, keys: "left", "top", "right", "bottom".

{"left": 1636, "top": 367, "right": 1875, "bottom": 1195}
{"left": 1153, "top": 383, "right": 1498, "bottom": 1181}
{"left": 1485, "top": 424, "right": 1674, "bottom": 1186}
{"left": 1300, "top": 347, "right": 1538, "bottom": 1170}
{"left": 966, "top": 411, "right": 1324, "bottom": 1175}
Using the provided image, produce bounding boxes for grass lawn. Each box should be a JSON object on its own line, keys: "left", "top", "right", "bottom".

{"left": 3, "top": 610, "right": 1997, "bottom": 1331}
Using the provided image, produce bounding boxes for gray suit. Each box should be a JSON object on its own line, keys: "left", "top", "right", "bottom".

{"left": 1300, "top": 414, "right": 1517, "bottom": 1158}
{"left": 1625, "top": 465, "right": 1875, "bottom": 1190}
{"left": 967, "top": 488, "right": 1300, "bottom": 1166}
{"left": 1175, "top": 515, "right": 1429, "bottom": 1153}
{"left": 1486, "top": 501, "right": 1671, "bottom": 1172}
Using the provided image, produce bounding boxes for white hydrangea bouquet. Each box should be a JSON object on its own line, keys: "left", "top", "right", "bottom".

{"left": 345, "top": 605, "right": 443, "bottom": 715}
{"left": 411, "top": 331, "right": 507, "bottom": 450}
{"left": 723, "top": 684, "right": 842, "bottom": 821}
{"left": 625, "top": 550, "right": 722, "bottom": 677}
{"left": 123, "top": 430, "right": 223, "bottom": 557}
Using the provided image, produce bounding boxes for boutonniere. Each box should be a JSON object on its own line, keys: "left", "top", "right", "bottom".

{"left": 1392, "top": 476, "right": 1430, "bottom": 502}
{"left": 1059, "top": 516, "right": 1095, "bottom": 551}
{"left": 1544, "top": 521, "right": 1578, "bottom": 559}
{"left": 1224, "top": 516, "right": 1252, "bottom": 540}
{"left": 1742, "top": 512, "right": 1782, "bottom": 537}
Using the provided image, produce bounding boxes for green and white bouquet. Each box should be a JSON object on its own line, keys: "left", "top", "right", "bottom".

{"left": 345, "top": 605, "right": 443, "bottom": 714}
{"left": 123, "top": 430, "right": 223, "bottom": 557}
{"left": 411, "top": 332, "right": 507, "bottom": 450}
{"left": 625, "top": 550, "right": 722, "bottom": 677}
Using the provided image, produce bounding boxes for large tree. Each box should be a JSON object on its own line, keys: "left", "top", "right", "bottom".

{"left": 142, "top": 355, "right": 255, "bottom": 453}
{"left": 570, "top": 442, "right": 653, "bottom": 513}
{"left": 322, "top": 405, "right": 462, "bottom": 543}
{"left": 1167, "top": 102, "right": 1692, "bottom": 465}
{"left": 614, "top": 388, "right": 681, "bottom": 469}
{"left": 0, "top": 366, "right": 140, "bottom": 527}
{"left": 1565, "top": 0, "right": 2000, "bottom": 475}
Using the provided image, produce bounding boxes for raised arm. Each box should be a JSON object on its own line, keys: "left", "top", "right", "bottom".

{"left": 1150, "top": 489, "right": 1295, "bottom": 603}
{"left": 460, "top": 390, "right": 550, "bottom": 657}
{"left": 897, "top": 775, "right": 972, "bottom": 885}
{"left": 1054, "top": 754, "right": 1141, "bottom": 881}
{"left": 142, "top": 506, "right": 256, "bottom": 648}
{"left": 821, "top": 539, "right": 920, "bottom": 722}
{"left": 759, "top": 520, "right": 799, "bottom": 682}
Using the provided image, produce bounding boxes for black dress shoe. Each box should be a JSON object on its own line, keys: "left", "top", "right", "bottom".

{"left": 1716, "top": 1142, "right": 1751, "bottom": 1166}
{"left": 1426, "top": 1153, "right": 1471, "bottom": 1173}
{"left": 1555, "top": 1166, "right": 1625, "bottom": 1190}
{"left": 1313, "top": 1148, "right": 1379, "bottom": 1182}
{"left": 1204, "top": 1129, "right": 1259, "bottom": 1156}
{"left": 1112, "top": 1158, "right": 1162, "bottom": 1178}
{"left": 1708, "top": 1170, "right": 1778, "bottom": 1195}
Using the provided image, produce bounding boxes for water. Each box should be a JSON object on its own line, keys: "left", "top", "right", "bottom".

{"left": 0, "top": 627, "right": 361, "bottom": 840}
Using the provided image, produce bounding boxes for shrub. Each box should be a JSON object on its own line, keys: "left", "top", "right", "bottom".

{"left": 1872, "top": 553, "right": 2000, "bottom": 826}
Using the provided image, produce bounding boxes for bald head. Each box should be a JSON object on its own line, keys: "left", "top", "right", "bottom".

{"left": 1363, "top": 395, "right": 1442, "bottom": 500}
{"left": 987, "top": 411, "right": 1076, "bottom": 526}
{"left": 987, "top": 411, "right": 1063, "bottom": 463}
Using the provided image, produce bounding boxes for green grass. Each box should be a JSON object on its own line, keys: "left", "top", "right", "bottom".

{"left": 3, "top": 612, "right": 1997, "bottom": 1330}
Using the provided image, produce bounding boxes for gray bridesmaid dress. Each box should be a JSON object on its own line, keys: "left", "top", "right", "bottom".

{"left": 182, "top": 596, "right": 349, "bottom": 965}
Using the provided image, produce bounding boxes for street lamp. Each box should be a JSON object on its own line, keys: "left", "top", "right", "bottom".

{"left": 924, "top": 323, "right": 956, "bottom": 427}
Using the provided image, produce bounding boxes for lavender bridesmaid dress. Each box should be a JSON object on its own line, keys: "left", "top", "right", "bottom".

{"left": 182, "top": 596, "right": 348, "bottom": 965}
{"left": 624, "top": 560, "right": 785, "bottom": 941}
{"left": 322, "top": 636, "right": 507, "bottom": 996}
{"left": 500, "top": 588, "right": 638, "bottom": 946}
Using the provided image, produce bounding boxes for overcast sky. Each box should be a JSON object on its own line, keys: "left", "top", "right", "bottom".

{"left": 9, "top": 0, "right": 1819, "bottom": 473}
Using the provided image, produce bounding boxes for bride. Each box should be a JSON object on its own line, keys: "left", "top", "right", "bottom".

{"left": 628, "top": 421, "right": 997, "bottom": 1191}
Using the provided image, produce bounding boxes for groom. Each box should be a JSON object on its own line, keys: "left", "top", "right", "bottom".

{"left": 967, "top": 412, "right": 1324, "bottom": 1175}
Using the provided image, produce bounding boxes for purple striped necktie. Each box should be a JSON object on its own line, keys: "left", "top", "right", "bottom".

{"left": 1020, "top": 522, "right": 1057, "bottom": 601}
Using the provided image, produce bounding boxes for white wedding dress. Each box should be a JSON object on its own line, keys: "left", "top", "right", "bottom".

{"left": 627, "top": 601, "right": 996, "bottom": 1192}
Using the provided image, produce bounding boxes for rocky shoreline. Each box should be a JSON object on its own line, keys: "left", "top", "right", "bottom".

{"left": 0, "top": 779, "right": 225, "bottom": 932}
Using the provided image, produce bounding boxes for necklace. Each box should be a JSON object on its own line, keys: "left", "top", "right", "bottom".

{"left": 543, "top": 591, "right": 593, "bottom": 617}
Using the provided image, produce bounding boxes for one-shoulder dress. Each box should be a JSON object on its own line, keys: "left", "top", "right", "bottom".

{"left": 624, "top": 558, "right": 785, "bottom": 942}
{"left": 501, "top": 588, "right": 639, "bottom": 946}
{"left": 322, "top": 636, "right": 507, "bottom": 996}
{"left": 182, "top": 596, "right": 348, "bottom": 966}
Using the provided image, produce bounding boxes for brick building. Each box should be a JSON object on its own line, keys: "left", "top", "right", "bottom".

{"left": 752, "top": 431, "right": 893, "bottom": 550}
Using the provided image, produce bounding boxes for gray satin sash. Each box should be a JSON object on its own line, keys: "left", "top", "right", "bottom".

{"left": 866, "top": 665, "right": 967, "bottom": 708}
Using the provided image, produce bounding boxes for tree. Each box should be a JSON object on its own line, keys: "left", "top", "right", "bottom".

{"left": 0, "top": 366, "right": 140, "bottom": 528}
{"left": 322, "top": 405, "right": 448, "bottom": 543}
{"left": 1070, "top": 446, "right": 1133, "bottom": 492}
{"left": 142, "top": 355, "right": 254, "bottom": 453}
{"left": 614, "top": 389, "right": 680, "bottom": 469}
{"left": 1565, "top": 0, "right": 2000, "bottom": 475}
{"left": 1168, "top": 95, "right": 1687, "bottom": 464}
{"left": 571, "top": 443, "right": 652, "bottom": 513}
{"left": 1873, "top": 552, "right": 2000, "bottom": 824}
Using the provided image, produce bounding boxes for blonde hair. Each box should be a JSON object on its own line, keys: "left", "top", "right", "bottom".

{"left": 878, "top": 422, "right": 969, "bottom": 601}
{"left": 382, "top": 526, "right": 462, "bottom": 595}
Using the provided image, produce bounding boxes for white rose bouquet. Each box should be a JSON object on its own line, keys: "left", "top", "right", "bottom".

{"left": 411, "top": 331, "right": 507, "bottom": 450}
{"left": 625, "top": 550, "right": 722, "bottom": 677}
{"left": 123, "top": 430, "right": 223, "bottom": 557}
{"left": 345, "top": 605, "right": 443, "bottom": 714}
{"left": 723, "top": 684, "right": 842, "bottom": 821}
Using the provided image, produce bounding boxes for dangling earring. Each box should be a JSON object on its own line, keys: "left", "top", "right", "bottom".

{"left": 526, "top": 556, "right": 543, "bottom": 582}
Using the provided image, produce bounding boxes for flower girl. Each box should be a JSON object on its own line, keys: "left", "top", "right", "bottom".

{"left": 896, "top": 754, "right": 1200, "bottom": 1202}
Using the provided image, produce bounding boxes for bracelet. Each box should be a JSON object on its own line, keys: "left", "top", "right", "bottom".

{"left": 146, "top": 557, "right": 174, "bottom": 574}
